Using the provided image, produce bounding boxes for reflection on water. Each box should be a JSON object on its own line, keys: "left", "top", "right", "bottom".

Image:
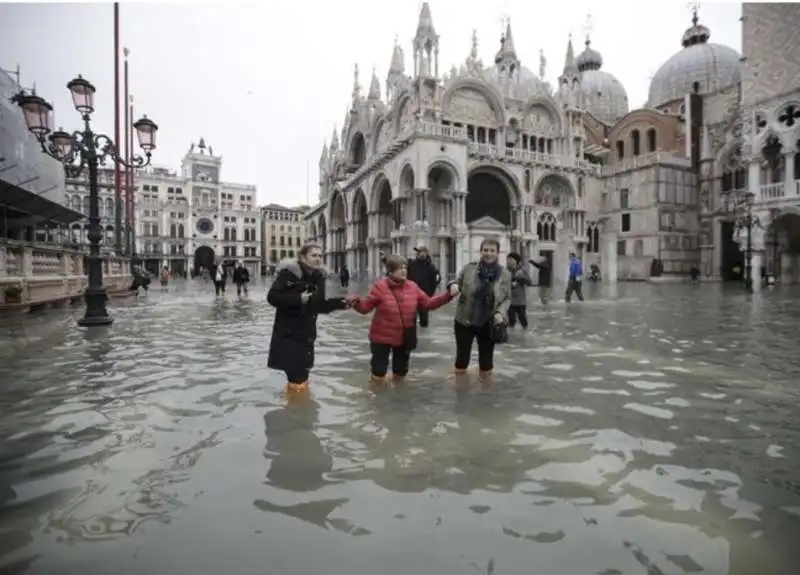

{"left": 1, "top": 280, "right": 800, "bottom": 574}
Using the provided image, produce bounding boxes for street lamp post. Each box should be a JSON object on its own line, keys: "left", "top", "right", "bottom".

{"left": 736, "top": 192, "right": 761, "bottom": 292}
{"left": 12, "top": 75, "right": 158, "bottom": 327}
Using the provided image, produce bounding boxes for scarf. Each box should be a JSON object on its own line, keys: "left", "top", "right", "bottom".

{"left": 470, "top": 260, "right": 501, "bottom": 326}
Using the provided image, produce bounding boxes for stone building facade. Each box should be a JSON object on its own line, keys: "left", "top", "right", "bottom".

{"left": 304, "top": 3, "right": 800, "bottom": 288}
{"left": 260, "top": 203, "right": 307, "bottom": 267}
{"left": 134, "top": 139, "right": 261, "bottom": 277}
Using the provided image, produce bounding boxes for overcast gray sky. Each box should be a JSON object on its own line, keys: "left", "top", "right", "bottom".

{"left": 0, "top": 1, "right": 742, "bottom": 207}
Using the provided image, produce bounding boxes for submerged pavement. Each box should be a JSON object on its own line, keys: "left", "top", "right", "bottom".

{"left": 1, "top": 278, "right": 799, "bottom": 574}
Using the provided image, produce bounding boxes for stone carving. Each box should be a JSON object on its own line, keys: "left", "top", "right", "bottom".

{"left": 525, "top": 104, "right": 555, "bottom": 132}
{"left": 399, "top": 101, "right": 414, "bottom": 131}
{"left": 446, "top": 88, "right": 496, "bottom": 124}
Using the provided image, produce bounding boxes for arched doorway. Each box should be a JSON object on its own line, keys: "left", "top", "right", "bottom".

{"left": 329, "top": 192, "right": 346, "bottom": 272}
{"left": 352, "top": 189, "right": 368, "bottom": 274}
{"left": 317, "top": 215, "right": 327, "bottom": 255}
{"left": 427, "top": 163, "right": 458, "bottom": 276}
{"left": 768, "top": 211, "right": 800, "bottom": 282}
{"left": 349, "top": 133, "right": 367, "bottom": 169}
{"left": 194, "top": 246, "right": 215, "bottom": 276}
{"left": 466, "top": 168, "right": 514, "bottom": 226}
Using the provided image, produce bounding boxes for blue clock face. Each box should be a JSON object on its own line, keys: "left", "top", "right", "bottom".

{"left": 196, "top": 218, "right": 214, "bottom": 234}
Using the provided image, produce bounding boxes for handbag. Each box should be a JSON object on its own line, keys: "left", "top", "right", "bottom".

{"left": 491, "top": 320, "right": 508, "bottom": 344}
{"left": 390, "top": 288, "right": 418, "bottom": 350}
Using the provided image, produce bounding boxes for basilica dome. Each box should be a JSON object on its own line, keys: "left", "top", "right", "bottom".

{"left": 575, "top": 40, "right": 629, "bottom": 124}
{"left": 647, "top": 15, "right": 741, "bottom": 109}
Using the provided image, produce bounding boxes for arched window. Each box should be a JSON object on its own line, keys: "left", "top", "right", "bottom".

{"left": 647, "top": 128, "right": 657, "bottom": 152}
{"left": 178, "top": 224, "right": 185, "bottom": 237}
{"left": 170, "top": 224, "right": 177, "bottom": 237}
{"left": 231, "top": 228, "right": 237, "bottom": 242}
{"left": 537, "top": 213, "right": 557, "bottom": 242}
{"left": 586, "top": 222, "right": 600, "bottom": 253}
{"left": 616, "top": 140, "right": 625, "bottom": 161}
{"left": 631, "top": 129, "right": 641, "bottom": 156}
{"left": 224, "top": 228, "right": 230, "bottom": 241}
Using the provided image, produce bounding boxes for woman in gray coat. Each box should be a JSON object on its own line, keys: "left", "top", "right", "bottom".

{"left": 449, "top": 237, "right": 511, "bottom": 376}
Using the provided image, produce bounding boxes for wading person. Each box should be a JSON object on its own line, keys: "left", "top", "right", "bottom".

{"left": 351, "top": 255, "right": 456, "bottom": 383}
{"left": 209, "top": 260, "right": 228, "bottom": 297}
{"left": 339, "top": 264, "right": 350, "bottom": 288}
{"left": 407, "top": 245, "right": 440, "bottom": 328}
{"left": 233, "top": 262, "right": 250, "bottom": 297}
{"left": 452, "top": 237, "right": 511, "bottom": 376}
{"left": 506, "top": 252, "right": 531, "bottom": 329}
{"left": 530, "top": 256, "right": 552, "bottom": 305}
{"left": 565, "top": 251, "right": 585, "bottom": 303}
{"left": 159, "top": 266, "right": 170, "bottom": 289}
{"left": 267, "top": 243, "right": 352, "bottom": 395}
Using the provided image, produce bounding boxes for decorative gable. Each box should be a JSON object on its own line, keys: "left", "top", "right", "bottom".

{"left": 468, "top": 215, "right": 506, "bottom": 230}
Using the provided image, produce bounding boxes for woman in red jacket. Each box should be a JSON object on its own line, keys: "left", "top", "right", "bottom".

{"left": 352, "top": 255, "right": 458, "bottom": 383}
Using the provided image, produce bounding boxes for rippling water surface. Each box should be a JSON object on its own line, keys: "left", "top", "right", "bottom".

{"left": 1, "top": 279, "right": 800, "bottom": 575}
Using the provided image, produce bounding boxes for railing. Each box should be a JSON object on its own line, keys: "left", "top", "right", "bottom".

{"left": 601, "top": 152, "right": 693, "bottom": 176}
{"left": 758, "top": 180, "right": 800, "bottom": 202}
{"left": 0, "top": 240, "right": 132, "bottom": 307}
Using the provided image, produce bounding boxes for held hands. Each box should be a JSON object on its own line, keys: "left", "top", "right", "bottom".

{"left": 448, "top": 283, "right": 460, "bottom": 297}
{"left": 494, "top": 312, "right": 505, "bottom": 324}
{"left": 343, "top": 294, "right": 359, "bottom": 309}
{"left": 300, "top": 290, "right": 313, "bottom": 304}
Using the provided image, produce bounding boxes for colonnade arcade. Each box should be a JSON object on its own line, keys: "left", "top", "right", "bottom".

{"left": 305, "top": 162, "right": 612, "bottom": 279}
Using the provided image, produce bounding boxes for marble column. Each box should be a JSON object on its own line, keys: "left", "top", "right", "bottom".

{"left": 439, "top": 238, "right": 448, "bottom": 283}
{"left": 785, "top": 152, "right": 795, "bottom": 191}
{"left": 601, "top": 232, "right": 618, "bottom": 284}
{"left": 751, "top": 250, "right": 764, "bottom": 292}
{"left": 748, "top": 159, "right": 761, "bottom": 200}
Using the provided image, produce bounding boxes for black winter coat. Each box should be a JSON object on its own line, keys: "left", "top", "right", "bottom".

{"left": 407, "top": 257, "right": 440, "bottom": 295}
{"left": 267, "top": 259, "right": 347, "bottom": 374}
{"left": 233, "top": 267, "right": 250, "bottom": 284}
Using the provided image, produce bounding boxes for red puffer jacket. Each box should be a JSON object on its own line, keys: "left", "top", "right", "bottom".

{"left": 353, "top": 277, "right": 453, "bottom": 347}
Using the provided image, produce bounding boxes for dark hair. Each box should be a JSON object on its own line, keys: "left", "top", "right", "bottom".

{"left": 385, "top": 254, "right": 407, "bottom": 273}
{"left": 479, "top": 236, "right": 501, "bottom": 251}
{"left": 507, "top": 252, "right": 521, "bottom": 263}
{"left": 299, "top": 243, "right": 322, "bottom": 258}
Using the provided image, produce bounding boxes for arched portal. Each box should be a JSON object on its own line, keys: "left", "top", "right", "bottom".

{"left": 767, "top": 211, "right": 800, "bottom": 282}
{"left": 194, "top": 246, "right": 215, "bottom": 276}
{"left": 330, "top": 192, "right": 346, "bottom": 272}
{"left": 426, "top": 163, "right": 457, "bottom": 229}
{"left": 465, "top": 167, "right": 517, "bottom": 226}
{"left": 352, "top": 189, "right": 368, "bottom": 273}
{"left": 349, "top": 132, "right": 367, "bottom": 168}
{"left": 397, "top": 164, "right": 415, "bottom": 227}
{"left": 309, "top": 221, "right": 318, "bottom": 242}
{"left": 317, "top": 215, "right": 327, "bottom": 254}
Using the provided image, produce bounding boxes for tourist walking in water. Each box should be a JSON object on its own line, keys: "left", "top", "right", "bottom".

{"left": 209, "top": 260, "right": 228, "bottom": 297}
{"left": 452, "top": 237, "right": 511, "bottom": 376}
{"left": 339, "top": 264, "right": 350, "bottom": 288}
{"left": 506, "top": 252, "right": 531, "bottom": 329}
{"left": 407, "top": 245, "right": 440, "bottom": 328}
{"left": 529, "top": 256, "right": 552, "bottom": 305}
{"left": 565, "top": 252, "right": 585, "bottom": 303}
{"left": 233, "top": 262, "right": 250, "bottom": 297}
{"left": 351, "top": 255, "right": 456, "bottom": 383}
{"left": 267, "top": 244, "right": 352, "bottom": 395}
{"left": 159, "top": 266, "right": 170, "bottom": 289}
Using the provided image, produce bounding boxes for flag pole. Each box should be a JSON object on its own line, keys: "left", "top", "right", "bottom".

{"left": 113, "top": 2, "right": 123, "bottom": 254}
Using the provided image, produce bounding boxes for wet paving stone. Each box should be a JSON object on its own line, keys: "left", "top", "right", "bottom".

{"left": 1, "top": 278, "right": 799, "bottom": 574}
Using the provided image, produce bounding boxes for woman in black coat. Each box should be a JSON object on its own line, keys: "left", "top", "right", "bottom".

{"left": 267, "top": 243, "right": 351, "bottom": 395}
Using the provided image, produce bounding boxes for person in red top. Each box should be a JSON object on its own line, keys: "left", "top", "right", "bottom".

{"left": 352, "top": 254, "right": 458, "bottom": 383}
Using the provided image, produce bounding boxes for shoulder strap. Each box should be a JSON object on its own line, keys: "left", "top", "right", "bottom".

{"left": 389, "top": 284, "right": 406, "bottom": 330}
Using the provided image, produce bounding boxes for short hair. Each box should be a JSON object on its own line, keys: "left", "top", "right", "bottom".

{"left": 507, "top": 252, "right": 521, "bottom": 263}
{"left": 299, "top": 243, "right": 323, "bottom": 257}
{"left": 479, "top": 236, "right": 501, "bottom": 251}
{"left": 385, "top": 254, "right": 407, "bottom": 273}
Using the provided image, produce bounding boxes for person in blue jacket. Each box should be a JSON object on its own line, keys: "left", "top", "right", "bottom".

{"left": 565, "top": 252, "right": 585, "bottom": 303}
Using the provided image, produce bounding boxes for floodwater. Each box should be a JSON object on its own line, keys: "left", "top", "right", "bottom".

{"left": 1, "top": 278, "right": 799, "bottom": 575}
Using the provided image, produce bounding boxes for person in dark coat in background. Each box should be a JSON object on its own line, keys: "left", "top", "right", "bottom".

{"left": 233, "top": 262, "right": 250, "bottom": 297}
{"left": 407, "top": 245, "right": 440, "bottom": 328}
{"left": 529, "top": 256, "right": 552, "bottom": 305}
{"left": 339, "top": 264, "right": 350, "bottom": 288}
{"left": 209, "top": 260, "right": 228, "bottom": 297}
{"left": 267, "top": 243, "right": 354, "bottom": 396}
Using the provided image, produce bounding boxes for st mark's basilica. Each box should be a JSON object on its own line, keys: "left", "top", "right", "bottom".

{"left": 304, "top": 3, "right": 800, "bottom": 289}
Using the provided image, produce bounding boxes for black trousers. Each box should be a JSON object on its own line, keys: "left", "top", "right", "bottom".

{"left": 236, "top": 281, "right": 249, "bottom": 296}
{"left": 565, "top": 278, "right": 584, "bottom": 302}
{"left": 340, "top": 278, "right": 349, "bottom": 287}
{"left": 454, "top": 320, "right": 495, "bottom": 372}
{"left": 417, "top": 308, "right": 430, "bottom": 327}
{"left": 284, "top": 368, "right": 310, "bottom": 385}
{"left": 214, "top": 281, "right": 226, "bottom": 295}
{"left": 508, "top": 305, "right": 528, "bottom": 328}
{"left": 370, "top": 342, "right": 411, "bottom": 377}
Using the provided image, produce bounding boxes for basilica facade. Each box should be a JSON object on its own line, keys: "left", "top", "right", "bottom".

{"left": 304, "top": 2, "right": 800, "bottom": 289}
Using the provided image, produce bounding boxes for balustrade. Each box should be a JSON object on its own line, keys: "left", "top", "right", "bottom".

{"left": 0, "top": 239, "right": 131, "bottom": 307}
